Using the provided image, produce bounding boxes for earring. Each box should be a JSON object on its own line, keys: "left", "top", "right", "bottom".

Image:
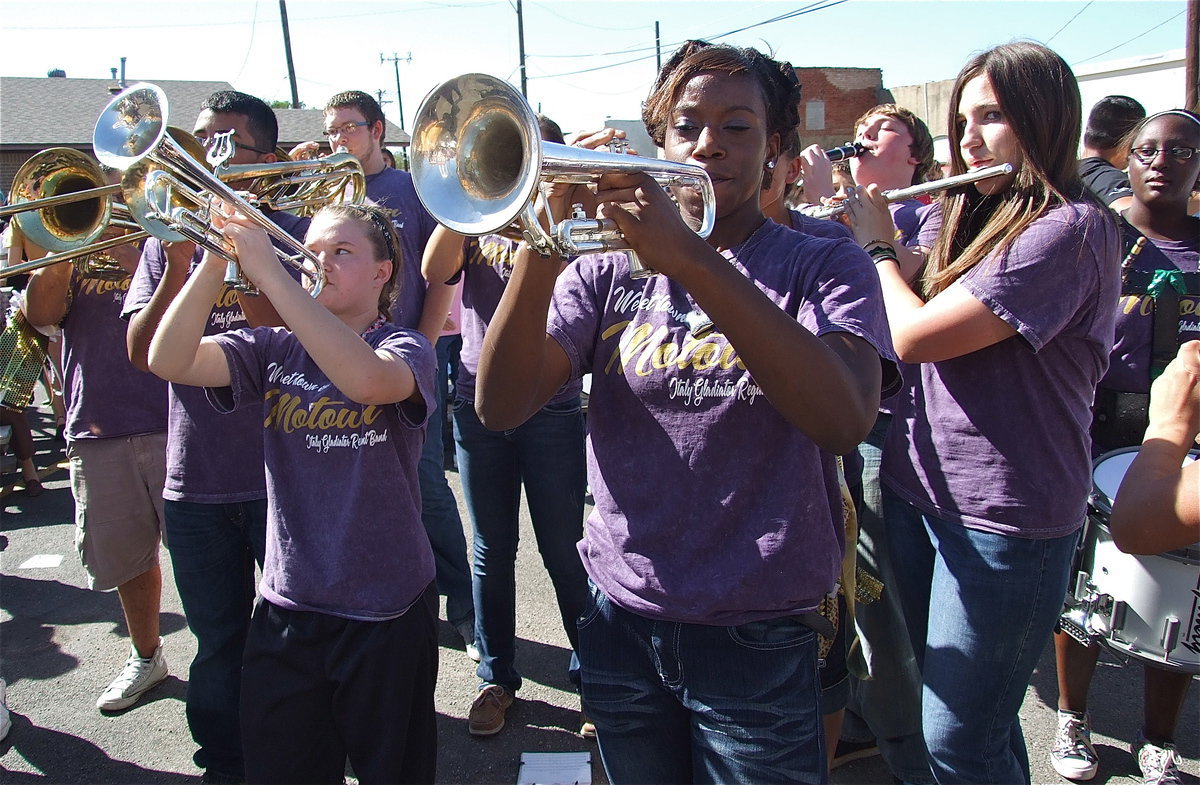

{"left": 765, "top": 160, "right": 776, "bottom": 170}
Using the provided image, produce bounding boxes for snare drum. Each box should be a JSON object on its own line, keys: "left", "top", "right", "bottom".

{"left": 1060, "top": 447, "right": 1200, "bottom": 674}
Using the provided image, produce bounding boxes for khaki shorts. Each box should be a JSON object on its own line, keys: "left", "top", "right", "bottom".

{"left": 68, "top": 432, "right": 167, "bottom": 591}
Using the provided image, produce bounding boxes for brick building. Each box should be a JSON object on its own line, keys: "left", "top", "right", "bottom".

{"left": 793, "top": 66, "right": 894, "bottom": 151}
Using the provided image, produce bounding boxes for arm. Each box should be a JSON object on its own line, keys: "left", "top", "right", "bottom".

{"left": 416, "top": 280, "right": 456, "bottom": 344}
{"left": 1109, "top": 341, "right": 1200, "bottom": 554}
{"left": 127, "top": 241, "right": 196, "bottom": 371}
{"left": 22, "top": 235, "right": 72, "bottom": 328}
{"left": 846, "top": 185, "right": 1015, "bottom": 363}
{"left": 421, "top": 224, "right": 467, "bottom": 285}
{"left": 147, "top": 250, "right": 234, "bottom": 388}
{"left": 476, "top": 243, "right": 573, "bottom": 430}
{"left": 595, "top": 174, "right": 882, "bottom": 452}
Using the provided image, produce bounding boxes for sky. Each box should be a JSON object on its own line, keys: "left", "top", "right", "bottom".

{"left": 0, "top": 0, "right": 1189, "bottom": 134}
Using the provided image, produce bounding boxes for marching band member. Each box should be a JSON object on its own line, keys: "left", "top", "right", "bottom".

{"left": 1051, "top": 108, "right": 1199, "bottom": 785}
{"left": 123, "top": 90, "right": 298, "bottom": 784}
{"left": 148, "top": 203, "right": 438, "bottom": 784}
{"left": 22, "top": 172, "right": 170, "bottom": 715}
{"left": 842, "top": 41, "right": 1121, "bottom": 785}
{"left": 477, "top": 40, "right": 894, "bottom": 783}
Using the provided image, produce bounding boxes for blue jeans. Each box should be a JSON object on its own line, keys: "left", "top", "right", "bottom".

{"left": 164, "top": 498, "right": 267, "bottom": 780}
{"left": 883, "top": 488, "right": 1079, "bottom": 785}
{"left": 578, "top": 583, "right": 826, "bottom": 785}
{"left": 418, "top": 334, "right": 474, "bottom": 629}
{"left": 844, "top": 413, "right": 933, "bottom": 784}
{"left": 452, "top": 396, "right": 588, "bottom": 691}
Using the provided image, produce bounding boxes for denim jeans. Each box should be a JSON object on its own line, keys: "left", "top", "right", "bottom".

{"left": 452, "top": 396, "right": 589, "bottom": 691}
{"left": 883, "top": 487, "right": 1079, "bottom": 785}
{"left": 418, "top": 334, "right": 474, "bottom": 629}
{"left": 578, "top": 583, "right": 826, "bottom": 785}
{"left": 163, "top": 498, "right": 267, "bottom": 780}
{"left": 843, "top": 413, "right": 933, "bottom": 784}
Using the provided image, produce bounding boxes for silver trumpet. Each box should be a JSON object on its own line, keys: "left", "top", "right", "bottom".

{"left": 806, "top": 163, "right": 1014, "bottom": 219}
{"left": 93, "top": 82, "right": 326, "bottom": 297}
{"left": 410, "top": 73, "right": 716, "bottom": 279}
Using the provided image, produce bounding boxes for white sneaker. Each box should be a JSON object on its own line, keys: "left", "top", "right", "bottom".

{"left": 1051, "top": 710, "right": 1098, "bottom": 780}
{"left": 0, "top": 679, "right": 11, "bottom": 742}
{"left": 1133, "top": 735, "right": 1182, "bottom": 785}
{"left": 96, "top": 640, "right": 168, "bottom": 712}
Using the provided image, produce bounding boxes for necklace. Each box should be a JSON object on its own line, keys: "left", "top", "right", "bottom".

{"left": 360, "top": 315, "right": 386, "bottom": 339}
{"left": 682, "top": 220, "right": 771, "bottom": 338}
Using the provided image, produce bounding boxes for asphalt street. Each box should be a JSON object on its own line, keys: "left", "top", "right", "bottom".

{"left": 1, "top": 397, "right": 1196, "bottom": 784}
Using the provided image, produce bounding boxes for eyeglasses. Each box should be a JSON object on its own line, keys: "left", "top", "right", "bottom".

{"left": 1130, "top": 146, "right": 1198, "bottom": 165}
{"left": 197, "top": 133, "right": 272, "bottom": 156}
{"left": 323, "top": 121, "right": 370, "bottom": 138}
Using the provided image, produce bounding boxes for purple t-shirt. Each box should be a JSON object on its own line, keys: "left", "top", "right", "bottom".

{"left": 882, "top": 201, "right": 1121, "bottom": 538}
{"left": 60, "top": 268, "right": 167, "bottom": 441}
{"left": 366, "top": 168, "right": 439, "bottom": 330}
{"left": 123, "top": 240, "right": 268, "bottom": 502}
{"left": 208, "top": 323, "right": 437, "bottom": 620}
{"left": 455, "top": 234, "right": 582, "bottom": 406}
{"left": 1100, "top": 227, "right": 1199, "bottom": 393}
{"left": 547, "top": 219, "right": 895, "bottom": 625}
{"left": 890, "top": 198, "right": 924, "bottom": 245}
{"left": 788, "top": 210, "right": 854, "bottom": 241}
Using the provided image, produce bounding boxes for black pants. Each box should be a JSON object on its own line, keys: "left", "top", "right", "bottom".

{"left": 240, "top": 584, "right": 439, "bottom": 785}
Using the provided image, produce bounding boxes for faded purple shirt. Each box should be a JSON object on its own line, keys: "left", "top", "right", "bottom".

{"left": 60, "top": 268, "right": 167, "bottom": 441}
{"left": 366, "top": 168, "right": 438, "bottom": 330}
{"left": 455, "top": 233, "right": 581, "bottom": 406}
{"left": 208, "top": 324, "right": 436, "bottom": 620}
{"left": 882, "top": 201, "right": 1121, "bottom": 538}
{"left": 788, "top": 210, "right": 854, "bottom": 241}
{"left": 547, "top": 220, "right": 895, "bottom": 625}
{"left": 123, "top": 240, "right": 266, "bottom": 502}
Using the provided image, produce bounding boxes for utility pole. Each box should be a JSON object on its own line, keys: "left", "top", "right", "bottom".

{"left": 278, "top": 0, "right": 301, "bottom": 108}
{"left": 380, "top": 52, "right": 412, "bottom": 131}
{"left": 375, "top": 89, "right": 392, "bottom": 110}
{"left": 516, "top": 0, "right": 528, "bottom": 98}
{"left": 655, "top": 21, "right": 661, "bottom": 75}
{"left": 1187, "top": 0, "right": 1197, "bottom": 109}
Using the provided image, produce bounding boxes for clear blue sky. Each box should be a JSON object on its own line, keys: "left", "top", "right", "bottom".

{"left": 0, "top": 0, "right": 1188, "bottom": 133}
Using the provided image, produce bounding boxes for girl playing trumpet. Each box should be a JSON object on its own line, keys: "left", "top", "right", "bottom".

{"left": 148, "top": 203, "right": 438, "bottom": 784}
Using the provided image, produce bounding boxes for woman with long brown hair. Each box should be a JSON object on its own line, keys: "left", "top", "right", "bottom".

{"left": 843, "top": 41, "right": 1121, "bottom": 784}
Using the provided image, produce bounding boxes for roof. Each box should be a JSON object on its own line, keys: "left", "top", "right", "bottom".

{"left": 1, "top": 76, "right": 411, "bottom": 150}
{"left": 1, "top": 76, "right": 235, "bottom": 149}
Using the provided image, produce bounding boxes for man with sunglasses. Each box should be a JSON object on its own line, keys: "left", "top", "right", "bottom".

{"left": 317, "top": 90, "right": 478, "bottom": 665}
{"left": 122, "top": 90, "right": 303, "bottom": 784}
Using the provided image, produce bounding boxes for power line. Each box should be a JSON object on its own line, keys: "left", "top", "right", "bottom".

{"left": 530, "top": 0, "right": 847, "bottom": 80}
{"left": 1046, "top": 1, "right": 1092, "bottom": 45}
{"left": 1072, "top": 9, "right": 1185, "bottom": 65}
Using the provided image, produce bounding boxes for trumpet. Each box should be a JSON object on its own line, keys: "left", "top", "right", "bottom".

{"left": 805, "top": 164, "right": 1014, "bottom": 219}
{"left": 93, "top": 83, "right": 332, "bottom": 297}
{"left": 0, "top": 147, "right": 146, "bottom": 281}
{"left": 411, "top": 73, "right": 716, "bottom": 279}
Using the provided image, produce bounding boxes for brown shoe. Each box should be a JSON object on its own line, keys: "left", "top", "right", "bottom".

{"left": 468, "top": 684, "right": 513, "bottom": 736}
{"left": 579, "top": 710, "right": 596, "bottom": 739}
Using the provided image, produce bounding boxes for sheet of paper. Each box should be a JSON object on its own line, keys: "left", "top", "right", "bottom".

{"left": 515, "top": 751, "right": 592, "bottom": 785}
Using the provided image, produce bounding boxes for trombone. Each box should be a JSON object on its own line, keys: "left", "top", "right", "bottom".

{"left": 92, "top": 82, "right": 351, "bottom": 297}
{"left": 0, "top": 148, "right": 146, "bottom": 281}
